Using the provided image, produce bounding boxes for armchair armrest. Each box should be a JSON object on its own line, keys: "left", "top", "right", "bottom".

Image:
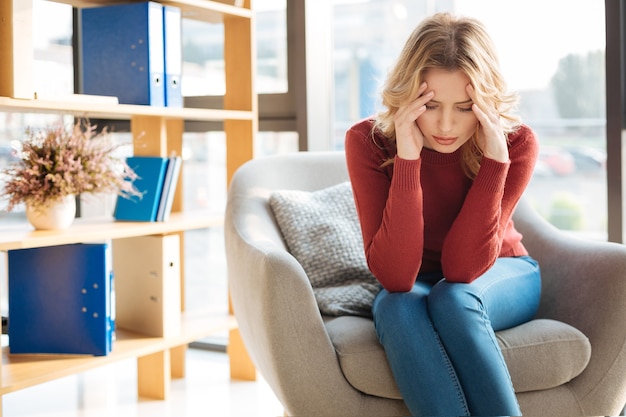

{"left": 225, "top": 193, "right": 373, "bottom": 414}
{"left": 513, "top": 197, "right": 626, "bottom": 413}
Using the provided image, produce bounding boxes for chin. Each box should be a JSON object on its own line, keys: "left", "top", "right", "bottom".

{"left": 425, "top": 143, "right": 464, "bottom": 154}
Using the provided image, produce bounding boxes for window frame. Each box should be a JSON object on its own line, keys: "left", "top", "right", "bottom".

{"left": 605, "top": 0, "right": 625, "bottom": 243}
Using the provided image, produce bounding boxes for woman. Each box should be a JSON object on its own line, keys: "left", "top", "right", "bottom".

{"left": 345, "top": 12, "right": 541, "bottom": 416}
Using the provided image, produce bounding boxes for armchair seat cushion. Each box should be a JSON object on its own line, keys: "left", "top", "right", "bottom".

{"left": 325, "top": 316, "right": 591, "bottom": 399}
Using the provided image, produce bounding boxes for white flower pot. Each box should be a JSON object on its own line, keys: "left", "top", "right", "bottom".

{"left": 26, "top": 195, "right": 76, "bottom": 230}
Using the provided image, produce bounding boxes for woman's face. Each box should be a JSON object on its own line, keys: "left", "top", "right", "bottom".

{"left": 417, "top": 68, "right": 479, "bottom": 153}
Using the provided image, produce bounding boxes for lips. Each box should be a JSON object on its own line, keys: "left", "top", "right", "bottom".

{"left": 432, "top": 135, "right": 457, "bottom": 146}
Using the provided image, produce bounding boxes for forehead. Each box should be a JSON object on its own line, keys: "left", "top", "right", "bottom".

{"left": 423, "top": 68, "right": 471, "bottom": 101}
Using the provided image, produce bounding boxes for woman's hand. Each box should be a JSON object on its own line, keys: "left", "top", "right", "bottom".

{"left": 394, "top": 82, "right": 434, "bottom": 160}
{"left": 466, "top": 84, "right": 509, "bottom": 163}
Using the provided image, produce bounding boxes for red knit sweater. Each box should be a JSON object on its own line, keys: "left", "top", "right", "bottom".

{"left": 345, "top": 118, "right": 538, "bottom": 292}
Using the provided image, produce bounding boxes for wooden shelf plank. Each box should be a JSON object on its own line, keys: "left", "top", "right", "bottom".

{"left": 48, "top": 0, "right": 252, "bottom": 22}
{"left": 0, "top": 96, "right": 253, "bottom": 122}
{"left": 0, "top": 211, "right": 223, "bottom": 251}
{"left": 161, "top": 0, "right": 252, "bottom": 21}
{"left": 1, "top": 310, "right": 237, "bottom": 394}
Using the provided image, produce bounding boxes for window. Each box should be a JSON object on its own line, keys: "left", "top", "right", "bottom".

{"left": 0, "top": 0, "right": 73, "bottom": 216}
{"left": 181, "top": 0, "right": 287, "bottom": 97}
{"left": 331, "top": 0, "right": 607, "bottom": 239}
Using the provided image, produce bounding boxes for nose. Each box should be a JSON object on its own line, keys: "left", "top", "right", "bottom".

{"left": 439, "top": 109, "right": 453, "bottom": 133}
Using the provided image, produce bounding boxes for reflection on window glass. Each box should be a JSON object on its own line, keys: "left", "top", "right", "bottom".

{"left": 0, "top": 0, "right": 73, "bottom": 217}
{"left": 33, "top": 0, "right": 73, "bottom": 98}
{"left": 256, "top": 0, "right": 288, "bottom": 93}
{"left": 332, "top": 0, "right": 606, "bottom": 238}
{"left": 182, "top": 0, "right": 287, "bottom": 96}
{"left": 256, "top": 131, "right": 298, "bottom": 156}
{"left": 183, "top": 132, "right": 226, "bottom": 214}
{"left": 182, "top": 19, "right": 225, "bottom": 96}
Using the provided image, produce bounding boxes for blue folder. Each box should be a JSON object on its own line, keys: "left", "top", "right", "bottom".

{"left": 114, "top": 156, "right": 169, "bottom": 222}
{"left": 81, "top": 2, "right": 166, "bottom": 106}
{"left": 8, "top": 243, "right": 114, "bottom": 356}
{"left": 156, "top": 156, "right": 182, "bottom": 221}
{"left": 163, "top": 5, "right": 183, "bottom": 107}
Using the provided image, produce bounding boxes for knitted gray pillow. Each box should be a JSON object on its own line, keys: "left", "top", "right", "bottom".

{"left": 269, "top": 182, "right": 380, "bottom": 317}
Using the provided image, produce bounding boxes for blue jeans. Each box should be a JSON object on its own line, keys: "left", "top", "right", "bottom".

{"left": 372, "top": 256, "right": 541, "bottom": 416}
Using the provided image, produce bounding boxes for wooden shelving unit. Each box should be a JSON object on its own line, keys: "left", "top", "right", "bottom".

{"left": 0, "top": 0, "right": 257, "bottom": 414}
{"left": 2, "top": 311, "right": 237, "bottom": 395}
{"left": 0, "top": 96, "right": 254, "bottom": 122}
{"left": 0, "top": 211, "right": 223, "bottom": 251}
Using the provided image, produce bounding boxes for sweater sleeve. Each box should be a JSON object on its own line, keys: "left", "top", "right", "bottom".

{"left": 345, "top": 122, "right": 424, "bottom": 292}
{"left": 440, "top": 125, "right": 539, "bottom": 282}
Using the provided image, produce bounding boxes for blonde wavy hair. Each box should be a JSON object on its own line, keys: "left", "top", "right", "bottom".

{"left": 375, "top": 12, "right": 521, "bottom": 178}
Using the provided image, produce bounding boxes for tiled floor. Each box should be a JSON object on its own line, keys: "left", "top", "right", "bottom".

{"left": 3, "top": 347, "right": 284, "bottom": 417}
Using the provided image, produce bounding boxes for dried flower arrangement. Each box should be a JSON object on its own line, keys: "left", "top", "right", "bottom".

{"left": 0, "top": 121, "right": 141, "bottom": 212}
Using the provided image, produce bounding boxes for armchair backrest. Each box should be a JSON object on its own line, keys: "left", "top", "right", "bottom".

{"left": 226, "top": 151, "right": 350, "bottom": 256}
{"left": 226, "top": 151, "right": 549, "bottom": 251}
{"left": 230, "top": 151, "right": 349, "bottom": 192}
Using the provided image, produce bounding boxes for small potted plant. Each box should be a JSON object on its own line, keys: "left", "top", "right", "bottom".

{"left": 0, "top": 120, "right": 141, "bottom": 230}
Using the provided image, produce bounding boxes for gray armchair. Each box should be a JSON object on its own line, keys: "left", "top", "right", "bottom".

{"left": 225, "top": 151, "right": 626, "bottom": 416}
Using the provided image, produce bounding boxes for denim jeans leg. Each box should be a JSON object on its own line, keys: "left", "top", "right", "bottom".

{"left": 428, "top": 256, "right": 541, "bottom": 416}
{"left": 372, "top": 282, "right": 469, "bottom": 416}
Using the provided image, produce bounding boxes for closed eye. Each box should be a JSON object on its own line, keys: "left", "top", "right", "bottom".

{"left": 458, "top": 106, "right": 473, "bottom": 112}
{"left": 425, "top": 105, "right": 438, "bottom": 110}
